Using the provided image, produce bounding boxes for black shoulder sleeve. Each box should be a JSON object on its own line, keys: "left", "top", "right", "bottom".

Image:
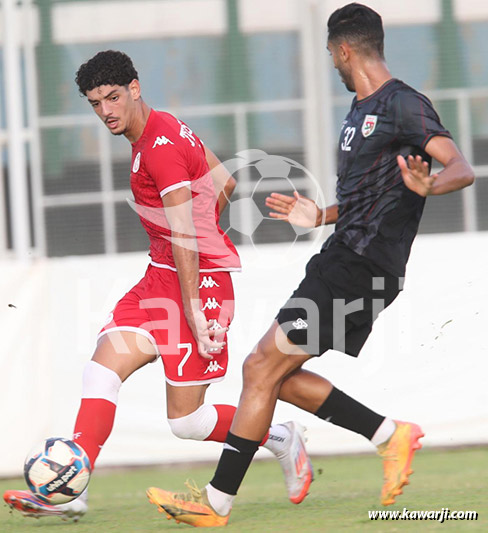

{"left": 392, "top": 90, "right": 452, "bottom": 149}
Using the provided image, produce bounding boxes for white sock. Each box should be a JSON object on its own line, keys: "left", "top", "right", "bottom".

{"left": 205, "top": 483, "right": 234, "bottom": 516}
{"left": 262, "top": 424, "right": 291, "bottom": 458}
{"left": 78, "top": 490, "right": 88, "bottom": 504}
{"left": 371, "top": 418, "right": 396, "bottom": 447}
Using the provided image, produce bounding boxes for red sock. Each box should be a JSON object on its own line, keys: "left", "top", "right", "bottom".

{"left": 204, "top": 404, "right": 269, "bottom": 445}
{"left": 73, "top": 398, "right": 116, "bottom": 469}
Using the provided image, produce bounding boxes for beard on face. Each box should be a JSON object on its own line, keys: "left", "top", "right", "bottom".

{"left": 105, "top": 119, "right": 126, "bottom": 136}
{"left": 337, "top": 65, "right": 355, "bottom": 93}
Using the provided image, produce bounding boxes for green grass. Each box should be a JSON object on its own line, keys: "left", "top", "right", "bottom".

{"left": 1, "top": 447, "right": 486, "bottom": 532}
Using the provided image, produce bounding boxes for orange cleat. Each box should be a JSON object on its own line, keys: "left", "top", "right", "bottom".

{"left": 378, "top": 420, "right": 424, "bottom": 506}
{"left": 147, "top": 481, "right": 229, "bottom": 528}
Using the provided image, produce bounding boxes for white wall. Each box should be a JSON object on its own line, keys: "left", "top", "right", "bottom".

{"left": 1, "top": 232, "right": 487, "bottom": 477}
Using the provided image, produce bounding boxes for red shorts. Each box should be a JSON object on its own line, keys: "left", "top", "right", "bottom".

{"left": 98, "top": 266, "right": 235, "bottom": 386}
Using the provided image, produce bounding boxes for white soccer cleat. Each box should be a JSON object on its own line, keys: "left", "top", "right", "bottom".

{"left": 3, "top": 489, "right": 88, "bottom": 521}
{"left": 276, "top": 421, "right": 314, "bottom": 504}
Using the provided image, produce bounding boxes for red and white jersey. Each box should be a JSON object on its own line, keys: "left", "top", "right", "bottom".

{"left": 130, "top": 109, "right": 240, "bottom": 272}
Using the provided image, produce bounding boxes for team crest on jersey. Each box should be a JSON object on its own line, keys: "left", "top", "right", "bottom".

{"left": 361, "top": 115, "right": 378, "bottom": 138}
{"left": 132, "top": 152, "right": 141, "bottom": 173}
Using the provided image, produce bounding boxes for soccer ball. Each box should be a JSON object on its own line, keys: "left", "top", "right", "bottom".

{"left": 24, "top": 437, "right": 91, "bottom": 504}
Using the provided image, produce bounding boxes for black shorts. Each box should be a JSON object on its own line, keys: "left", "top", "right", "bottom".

{"left": 276, "top": 244, "right": 402, "bottom": 357}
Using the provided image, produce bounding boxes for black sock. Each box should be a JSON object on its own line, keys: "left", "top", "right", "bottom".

{"left": 210, "top": 432, "right": 260, "bottom": 496}
{"left": 315, "top": 387, "right": 385, "bottom": 440}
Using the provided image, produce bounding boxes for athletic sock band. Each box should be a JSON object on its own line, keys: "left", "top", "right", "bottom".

{"left": 81, "top": 360, "right": 121, "bottom": 404}
{"left": 315, "top": 387, "right": 384, "bottom": 440}
{"left": 210, "top": 432, "right": 260, "bottom": 496}
{"left": 168, "top": 405, "right": 220, "bottom": 441}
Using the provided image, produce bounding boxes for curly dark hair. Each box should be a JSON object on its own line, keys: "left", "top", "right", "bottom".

{"left": 328, "top": 3, "right": 384, "bottom": 59}
{"left": 75, "top": 50, "right": 139, "bottom": 95}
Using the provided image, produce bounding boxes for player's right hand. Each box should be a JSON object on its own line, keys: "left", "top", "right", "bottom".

{"left": 189, "top": 309, "right": 227, "bottom": 359}
{"left": 266, "top": 191, "right": 323, "bottom": 228}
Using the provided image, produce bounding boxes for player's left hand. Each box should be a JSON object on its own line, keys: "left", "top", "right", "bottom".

{"left": 397, "top": 154, "right": 438, "bottom": 197}
{"left": 190, "top": 310, "right": 227, "bottom": 359}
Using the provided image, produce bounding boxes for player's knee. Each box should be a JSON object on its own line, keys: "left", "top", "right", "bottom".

{"left": 242, "top": 349, "right": 263, "bottom": 379}
{"left": 242, "top": 346, "right": 282, "bottom": 388}
{"left": 167, "top": 405, "right": 218, "bottom": 441}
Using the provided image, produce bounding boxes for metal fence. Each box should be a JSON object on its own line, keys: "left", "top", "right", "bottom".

{"left": 1, "top": 0, "right": 487, "bottom": 260}
{"left": 41, "top": 89, "right": 488, "bottom": 242}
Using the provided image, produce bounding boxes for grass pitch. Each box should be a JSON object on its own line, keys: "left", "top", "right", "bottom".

{"left": 1, "top": 447, "right": 486, "bottom": 532}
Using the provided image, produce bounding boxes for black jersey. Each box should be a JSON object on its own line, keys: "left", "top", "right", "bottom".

{"left": 323, "top": 79, "right": 451, "bottom": 277}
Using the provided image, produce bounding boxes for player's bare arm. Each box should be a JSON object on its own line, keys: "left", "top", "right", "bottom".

{"left": 397, "top": 136, "right": 474, "bottom": 197}
{"left": 266, "top": 191, "right": 338, "bottom": 227}
{"left": 162, "top": 185, "right": 226, "bottom": 358}
{"left": 204, "top": 146, "right": 237, "bottom": 214}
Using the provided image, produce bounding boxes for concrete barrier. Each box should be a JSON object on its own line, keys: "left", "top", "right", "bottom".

{"left": 1, "top": 232, "right": 487, "bottom": 476}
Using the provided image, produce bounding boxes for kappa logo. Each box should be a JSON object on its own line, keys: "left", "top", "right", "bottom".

{"left": 361, "top": 114, "right": 378, "bottom": 137}
{"left": 208, "top": 320, "right": 225, "bottom": 352}
{"left": 201, "top": 297, "right": 221, "bottom": 311}
{"left": 199, "top": 276, "right": 220, "bottom": 289}
{"left": 204, "top": 360, "right": 224, "bottom": 374}
{"left": 209, "top": 319, "right": 223, "bottom": 331}
{"left": 152, "top": 136, "right": 174, "bottom": 148}
{"left": 292, "top": 318, "right": 308, "bottom": 329}
{"left": 132, "top": 152, "right": 141, "bottom": 173}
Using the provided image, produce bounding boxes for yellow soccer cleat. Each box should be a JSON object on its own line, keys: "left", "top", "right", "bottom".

{"left": 378, "top": 420, "right": 424, "bottom": 506}
{"left": 147, "top": 480, "right": 229, "bottom": 528}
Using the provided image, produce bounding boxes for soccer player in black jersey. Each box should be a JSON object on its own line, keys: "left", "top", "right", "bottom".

{"left": 148, "top": 3, "right": 475, "bottom": 526}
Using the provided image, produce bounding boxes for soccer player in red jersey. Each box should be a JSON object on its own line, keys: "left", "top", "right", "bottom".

{"left": 3, "top": 50, "right": 312, "bottom": 521}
